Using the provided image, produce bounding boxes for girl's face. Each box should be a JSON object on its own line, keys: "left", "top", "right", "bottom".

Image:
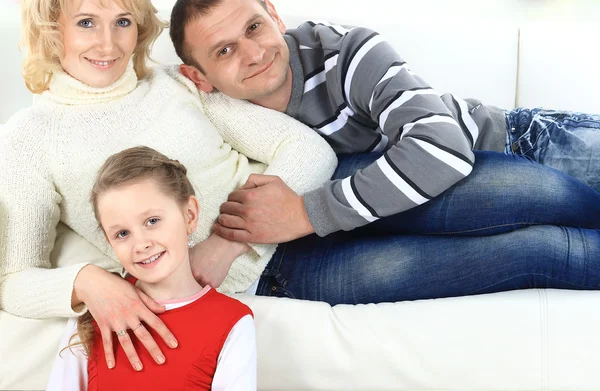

{"left": 97, "top": 178, "right": 198, "bottom": 286}
{"left": 58, "top": 0, "right": 138, "bottom": 87}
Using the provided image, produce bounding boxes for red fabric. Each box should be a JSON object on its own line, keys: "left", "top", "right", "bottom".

{"left": 87, "top": 288, "right": 252, "bottom": 391}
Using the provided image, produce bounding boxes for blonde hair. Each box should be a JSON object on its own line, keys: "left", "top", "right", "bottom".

{"left": 20, "top": 0, "right": 168, "bottom": 94}
{"left": 65, "top": 146, "right": 196, "bottom": 355}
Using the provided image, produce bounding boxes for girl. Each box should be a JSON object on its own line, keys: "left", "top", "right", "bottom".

{"left": 47, "top": 146, "right": 256, "bottom": 391}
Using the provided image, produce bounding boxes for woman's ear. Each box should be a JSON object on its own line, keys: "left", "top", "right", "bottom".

{"left": 185, "top": 195, "right": 200, "bottom": 235}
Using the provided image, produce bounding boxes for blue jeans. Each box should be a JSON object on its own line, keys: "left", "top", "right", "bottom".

{"left": 256, "top": 152, "right": 600, "bottom": 305}
{"left": 505, "top": 107, "right": 600, "bottom": 192}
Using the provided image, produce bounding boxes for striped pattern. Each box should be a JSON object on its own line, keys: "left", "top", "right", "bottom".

{"left": 286, "top": 22, "right": 504, "bottom": 236}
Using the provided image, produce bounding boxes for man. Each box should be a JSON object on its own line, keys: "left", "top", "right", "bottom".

{"left": 170, "top": 0, "right": 599, "bottom": 244}
{"left": 167, "top": 0, "right": 600, "bottom": 305}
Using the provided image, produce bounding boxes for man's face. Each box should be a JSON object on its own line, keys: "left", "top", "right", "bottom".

{"left": 183, "top": 0, "right": 290, "bottom": 102}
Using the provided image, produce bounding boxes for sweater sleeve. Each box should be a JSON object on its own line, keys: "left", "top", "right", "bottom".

{"left": 301, "top": 26, "right": 475, "bottom": 236}
{"left": 0, "top": 113, "right": 90, "bottom": 319}
{"left": 199, "top": 92, "right": 337, "bottom": 256}
{"left": 199, "top": 92, "right": 337, "bottom": 197}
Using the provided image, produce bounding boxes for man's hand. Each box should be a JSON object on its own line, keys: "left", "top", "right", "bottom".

{"left": 189, "top": 234, "right": 251, "bottom": 288}
{"left": 214, "top": 174, "right": 315, "bottom": 244}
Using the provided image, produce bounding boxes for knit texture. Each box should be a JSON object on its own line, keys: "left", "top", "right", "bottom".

{"left": 0, "top": 64, "right": 337, "bottom": 319}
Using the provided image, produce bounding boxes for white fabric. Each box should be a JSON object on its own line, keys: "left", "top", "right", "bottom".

{"left": 46, "top": 313, "right": 255, "bottom": 391}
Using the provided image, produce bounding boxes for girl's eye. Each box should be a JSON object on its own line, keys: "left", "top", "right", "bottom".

{"left": 117, "top": 18, "right": 131, "bottom": 27}
{"left": 78, "top": 19, "right": 94, "bottom": 28}
{"left": 116, "top": 230, "right": 129, "bottom": 239}
{"left": 147, "top": 217, "right": 160, "bottom": 226}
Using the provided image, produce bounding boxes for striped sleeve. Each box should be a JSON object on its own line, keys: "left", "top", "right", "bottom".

{"left": 304, "top": 27, "right": 475, "bottom": 235}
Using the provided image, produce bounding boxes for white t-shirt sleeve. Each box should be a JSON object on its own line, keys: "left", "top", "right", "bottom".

{"left": 46, "top": 317, "right": 89, "bottom": 391}
{"left": 211, "top": 314, "right": 257, "bottom": 391}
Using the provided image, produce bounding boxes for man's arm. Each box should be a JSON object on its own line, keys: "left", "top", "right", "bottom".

{"left": 301, "top": 25, "right": 476, "bottom": 236}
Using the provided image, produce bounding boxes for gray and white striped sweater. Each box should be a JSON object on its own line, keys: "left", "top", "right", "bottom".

{"left": 286, "top": 22, "right": 507, "bottom": 236}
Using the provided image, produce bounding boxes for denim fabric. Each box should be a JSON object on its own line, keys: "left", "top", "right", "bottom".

{"left": 342, "top": 151, "right": 600, "bottom": 236}
{"left": 257, "top": 225, "right": 600, "bottom": 305}
{"left": 505, "top": 107, "right": 600, "bottom": 192}
{"left": 256, "top": 152, "right": 600, "bottom": 305}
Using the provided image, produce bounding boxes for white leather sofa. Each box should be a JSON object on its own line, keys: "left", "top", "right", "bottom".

{"left": 1, "top": 1, "right": 600, "bottom": 390}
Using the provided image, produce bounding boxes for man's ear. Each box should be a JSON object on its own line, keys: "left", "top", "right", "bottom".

{"left": 264, "top": 0, "right": 286, "bottom": 34}
{"left": 179, "top": 64, "right": 215, "bottom": 93}
{"left": 185, "top": 195, "right": 200, "bottom": 235}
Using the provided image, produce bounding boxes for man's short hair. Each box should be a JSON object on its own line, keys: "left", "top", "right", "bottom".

{"left": 169, "top": 0, "right": 267, "bottom": 71}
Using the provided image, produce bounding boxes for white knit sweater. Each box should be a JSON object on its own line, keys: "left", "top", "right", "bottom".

{"left": 0, "top": 64, "right": 337, "bottom": 319}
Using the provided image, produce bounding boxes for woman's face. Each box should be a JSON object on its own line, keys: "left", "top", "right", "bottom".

{"left": 58, "top": 0, "right": 138, "bottom": 87}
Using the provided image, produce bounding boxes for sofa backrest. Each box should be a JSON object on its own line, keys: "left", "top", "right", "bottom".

{"left": 1, "top": 1, "right": 598, "bottom": 124}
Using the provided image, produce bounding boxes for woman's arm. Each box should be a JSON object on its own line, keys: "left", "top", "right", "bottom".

{"left": 0, "top": 116, "right": 88, "bottom": 318}
{"left": 199, "top": 92, "right": 338, "bottom": 195}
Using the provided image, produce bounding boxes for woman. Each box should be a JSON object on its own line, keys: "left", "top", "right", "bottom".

{"left": 1, "top": 0, "right": 336, "bottom": 372}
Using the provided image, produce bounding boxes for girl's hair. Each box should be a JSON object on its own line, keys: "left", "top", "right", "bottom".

{"left": 20, "top": 0, "right": 168, "bottom": 94}
{"left": 66, "top": 146, "right": 196, "bottom": 356}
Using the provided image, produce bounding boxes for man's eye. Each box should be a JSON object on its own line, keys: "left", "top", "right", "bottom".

{"left": 116, "top": 230, "right": 129, "bottom": 239}
{"left": 78, "top": 19, "right": 94, "bottom": 28}
{"left": 116, "top": 18, "right": 132, "bottom": 27}
{"left": 219, "top": 47, "right": 230, "bottom": 56}
{"left": 249, "top": 23, "right": 260, "bottom": 32}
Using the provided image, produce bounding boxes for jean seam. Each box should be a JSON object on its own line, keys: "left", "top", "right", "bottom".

{"left": 429, "top": 221, "right": 539, "bottom": 235}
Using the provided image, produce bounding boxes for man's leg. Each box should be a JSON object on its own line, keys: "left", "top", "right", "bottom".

{"left": 334, "top": 151, "right": 600, "bottom": 236}
{"left": 256, "top": 225, "right": 600, "bottom": 305}
{"left": 505, "top": 107, "right": 600, "bottom": 191}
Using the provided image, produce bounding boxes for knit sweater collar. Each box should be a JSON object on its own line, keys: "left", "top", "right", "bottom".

{"left": 45, "top": 62, "right": 138, "bottom": 105}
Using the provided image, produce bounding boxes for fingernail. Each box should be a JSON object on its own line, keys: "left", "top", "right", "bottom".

{"left": 157, "top": 355, "right": 165, "bottom": 364}
{"left": 170, "top": 339, "right": 178, "bottom": 348}
{"left": 107, "top": 361, "right": 114, "bottom": 369}
{"left": 135, "top": 362, "right": 143, "bottom": 371}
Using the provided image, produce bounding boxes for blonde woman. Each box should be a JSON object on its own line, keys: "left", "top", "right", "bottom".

{"left": 0, "top": 0, "right": 336, "bottom": 372}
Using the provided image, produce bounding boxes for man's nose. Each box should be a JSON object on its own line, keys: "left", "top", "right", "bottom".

{"left": 241, "top": 38, "right": 266, "bottom": 64}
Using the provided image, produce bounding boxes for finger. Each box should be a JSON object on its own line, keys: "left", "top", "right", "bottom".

{"left": 137, "top": 289, "right": 166, "bottom": 314}
{"left": 213, "top": 222, "right": 252, "bottom": 243}
{"left": 141, "top": 312, "right": 179, "bottom": 350}
{"left": 220, "top": 200, "right": 246, "bottom": 216}
{"left": 226, "top": 190, "right": 248, "bottom": 204}
{"left": 245, "top": 174, "right": 278, "bottom": 187}
{"left": 117, "top": 331, "right": 143, "bottom": 371}
{"left": 131, "top": 323, "right": 166, "bottom": 365}
{"left": 217, "top": 213, "right": 247, "bottom": 229}
{"left": 99, "top": 325, "right": 116, "bottom": 369}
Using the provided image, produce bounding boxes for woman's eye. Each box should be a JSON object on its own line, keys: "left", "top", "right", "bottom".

{"left": 78, "top": 19, "right": 94, "bottom": 28}
{"left": 116, "top": 230, "right": 129, "bottom": 239}
{"left": 117, "top": 18, "right": 131, "bottom": 27}
{"left": 147, "top": 218, "right": 160, "bottom": 226}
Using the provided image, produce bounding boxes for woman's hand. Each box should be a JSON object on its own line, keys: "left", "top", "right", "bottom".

{"left": 72, "top": 265, "right": 178, "bottom": 371}
{"left": 189, "top": 233, "right": 251, "bottom": 288}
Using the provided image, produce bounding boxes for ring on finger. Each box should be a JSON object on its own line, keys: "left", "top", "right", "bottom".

{"left": 116, "top": 329, "right": 127, "bottom": 337}
{"left": 131, "top": 323, "right": 143, "bottom": 331}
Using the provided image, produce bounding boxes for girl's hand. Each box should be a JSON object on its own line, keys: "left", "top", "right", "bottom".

{"left": 72, "top": 265, "right": 178, "bottom": 371}
{"left": 189, "top": 233, "right": 250, "bottom": 288}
